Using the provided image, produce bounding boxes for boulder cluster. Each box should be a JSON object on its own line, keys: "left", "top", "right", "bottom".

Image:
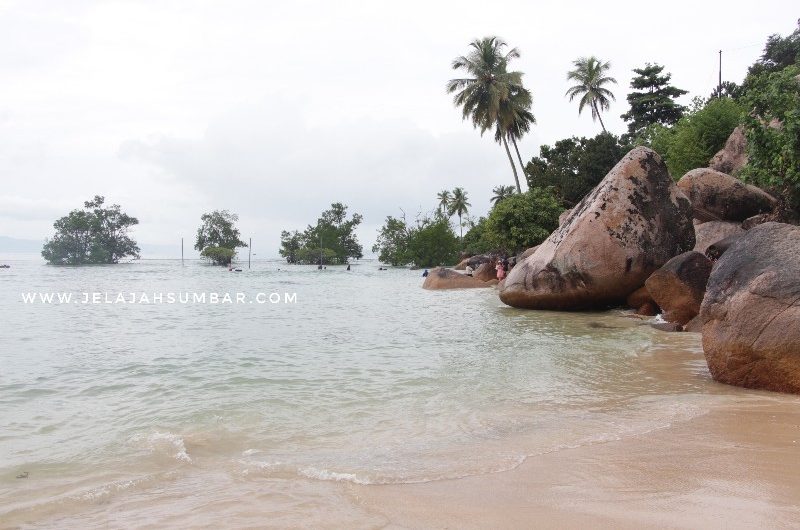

{"left": 425, "top": 128, "right": 800, "bottom": 395}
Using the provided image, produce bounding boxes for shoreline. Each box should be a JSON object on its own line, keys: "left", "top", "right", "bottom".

{"left": 348, "top": 396, "right": 800, "bottom": 529}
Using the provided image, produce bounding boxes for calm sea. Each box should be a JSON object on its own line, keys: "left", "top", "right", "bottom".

{"left": 0, "top": 257, "right": 765, "bottom": 527}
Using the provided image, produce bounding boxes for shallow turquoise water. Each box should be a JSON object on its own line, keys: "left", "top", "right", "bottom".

{"left": 0, "top": 258, "right": 741, "bottom": 526}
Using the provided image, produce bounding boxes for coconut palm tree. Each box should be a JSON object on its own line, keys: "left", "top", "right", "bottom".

{"left": 448, "top": 187, "right": 470, "bottom": 247}
{"left": 436, "top": 189, "right": 452, "bottom": 216}
{"left": 496, "top": 84, "right": 536, "bottom": 187}
{"left": 565, "top": 56, "right": 617, "bottom": 132}
{"left": 447, "top": 36, "right": 526, "bottom": 192}
{"left": 490, "top": 185, "right": 516, "bottom": 205}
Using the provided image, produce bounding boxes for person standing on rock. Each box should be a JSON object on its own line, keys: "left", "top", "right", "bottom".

{"left": 496, "top": 261, "right": 506, "bottom": 281}
{"left": 465, "top": 264, "right": 474, "bottom": 277}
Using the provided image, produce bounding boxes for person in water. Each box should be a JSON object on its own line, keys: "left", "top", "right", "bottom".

{"left": 495, "top": 261, "right": 506, "bottom": 280}
{"left": 422, "top": 269, "right": 429, "bottom": 277}
{"left": 346, "top": 264, "right": 351, "bottom": 271}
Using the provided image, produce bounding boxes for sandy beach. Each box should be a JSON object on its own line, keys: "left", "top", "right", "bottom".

{"left": 350, "top": 398, "right": 800, "bottom": 529}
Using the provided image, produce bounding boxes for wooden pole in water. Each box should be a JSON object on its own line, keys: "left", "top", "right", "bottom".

{"left": 248, "top": 237, "right": 252, "bottom": 269}
{"left": 718, "top": 50, "right": 722, "bottom": 98}
{"left": 181, "top": 237, "right": 184, "bottom": 266}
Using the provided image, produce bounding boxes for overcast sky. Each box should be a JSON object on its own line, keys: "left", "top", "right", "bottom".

{"left": 0, "top": 0, "right": 796, "bottom": 257}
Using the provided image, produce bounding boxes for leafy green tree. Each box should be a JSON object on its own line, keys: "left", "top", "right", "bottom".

{"left": 372, "top": 215, "right": 411, "bottom": 266}
{"left": 448, "top": 187, "right": 470, "bottom": 246}
{"left": 406, "top": 217, "right": 460, "bottom": 267}
{"left": 481, "top": 187, "right": 562, "bottom": 254}
{"left": 200, "top": 246, "right": 235, "bottom": 265}
{"left": 447, "top": 36, "right": 527, "bottom": 192}
{"left": 525, "top": 132, "right": 628, "bottom": 205}
{"left": 740, "top": 64, "right": 800, "bottom": 212}
{"left": 279, "top": 230, "right": 303, "bottom": 263}
{"left": 195, "top": 210, "right": 247, "bottom": 265}
{"left": 621, "top": 63, "right": 688, "bottom": 138}
{"left": 279, "top": 203, "right": 363, "bottom": 264}
{"left": 642, "top": 96, "right": 743, "bottom": 178}
{"left": 565, "top": 56, "right": 617, "bottom": 132}
{"left": 462, "top": 216, "right": 492, "bottom": 255}
{"left": 744, "top": 20, "right": 800, "bottom": 82}
{"left": 491, "top": 185, "right": 516, "bottom": 205}
{"left": 42, "top": 196, "right": 139, "bottom": 265}
{"left": 709, "top": 81, "right": 743, "bottom": 100}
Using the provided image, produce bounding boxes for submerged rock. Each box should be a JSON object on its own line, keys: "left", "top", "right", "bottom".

{"left": 499, "top": 147, "right": 694, "bottom": 310}
{"left": 677, "top": 168, "right": 776, "bottom": 222}
{"left": 700, "top": 222, "right": 800, "bottom": 393}
{"left": 709, "top": 126, "right": 747, "bottom": 177}
{"left": 651, "top": 321, "right": 683, "bottom": 332}
{"left": 645, "top": 251, "right": 712, "bottom": 325}
{"left": 422, "top": 267, "right": 491, "bottom": 290}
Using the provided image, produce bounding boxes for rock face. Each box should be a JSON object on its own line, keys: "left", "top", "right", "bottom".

{"left": 516, "top": 246, "right": 539, "bottom": 263}
{"left": 645, "top": 251, "right": 712, "bottom": 325}
{"left": 709, "top": 126, "right": 747, "bottom": 176}
{"left": 626, "top": 286, "right": 658, "bottom": 315}
{"left": 677, "top": 168, "right": 776, "bottom": 222}
{"left": 693, "top": 221, "right": 744, "bottom": 254}
{"left": 473, "top": 261, "right": 497, "bottom": 282}
{"left": 499, "top": 147, "right": 695, "bottom": 310}
{"left": 626, "top": 285, "right": 653, "bottom": 310}
{"left": 705, "top": 233, "right": 745, "bottom": 261}
{"left": 701, "top": 223, "right": 800, "bottom": 393}
{"left": 422, "top": 267, "right": 491, "bottom": 290}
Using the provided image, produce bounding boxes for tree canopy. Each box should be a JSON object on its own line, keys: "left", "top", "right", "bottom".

{"left": 195, "top": 210, "right": 247, "bottom": 265}
{"left": 42, "top": 196, "right": 140, "bottom": 265}
{"left": 525, "top": 132, "right": 629, "bottom": 206}
{"left": 643, "top": 96, "right": 743, "bottom": 179}
{"left": 621, "top": 63, "right": 687, "bottom": 139}
{"left": 372, "top": 213, "right": 460, "bottom": 268}
{"left": 280, "top": 203, "right": 363, "bottom": 264}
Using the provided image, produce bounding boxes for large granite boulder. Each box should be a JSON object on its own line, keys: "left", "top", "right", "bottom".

{"left": 693, "top": 221, "right": 744, "bottom": 254}
{"left": 701, "top": 223, "right": 800, "bottom": 393}
{"left": 709, "top": 126, "right": 747, "bottom": 176}
{"left": 645, "top": 251, "right": 712, "bottom": 325}
{"left": 454, "top": 255, "right": 494, "bottom": 270}
{"left": 499, "top": 147, "right": 695, "bottom": 310}
{"left": 705, "top": 233, "right": 746, "bottom": 261}
{"left": 423, "top": 267, "right": 491, "bottom": 290}
{"left": 677, "top": 168, "right": 776, "bottom": 222}
{"left": 473, "top": 261, "right": 497, "bottom": 282}
{"left": 626, "top": 286, "right": 659, "bottom": 316}
{"left": 515, "top": 246, "right": 539, "bottom": 263}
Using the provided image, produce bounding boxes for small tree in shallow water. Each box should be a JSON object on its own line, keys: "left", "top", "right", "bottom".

{"left": 279, "top": 203, "right": 363, "bottom": 264}
{"left": 42, "top": 196, "right": 139, "bottom": 265}
{"left": 195, "top": 210, "right": 247, "bottom": 265}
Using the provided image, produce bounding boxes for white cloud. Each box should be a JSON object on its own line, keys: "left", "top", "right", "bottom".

{"left": 0, "top": 0, "right": 796, "bottom": 256}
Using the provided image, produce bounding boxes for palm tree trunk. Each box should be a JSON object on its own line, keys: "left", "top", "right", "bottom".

{"left": 458, "top": 214, "right": 463, "bottom": 248}
{"left": 593, "top": 101, "right": 607, "bottom": 133}
{"left": 501, "top": 134, "right": 522, "bottom": 193}
{"left": 510, "top": 135, "right": 526, "bottom": 190}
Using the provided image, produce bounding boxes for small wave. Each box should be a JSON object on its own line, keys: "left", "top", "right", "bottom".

{"left": 130, "top": 431, "right": 192, "bottom": 463}
{"left": 298, "top": 466, "right": 367, "bottom": 484}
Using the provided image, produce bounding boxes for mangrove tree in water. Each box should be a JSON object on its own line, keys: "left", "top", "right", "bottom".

{"left": 42, "top": 196, "right": 140, "bottom": 265}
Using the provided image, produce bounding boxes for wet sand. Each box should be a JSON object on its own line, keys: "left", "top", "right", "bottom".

{"left": 349, "top": 399, "right": 800, "bottom": 529}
